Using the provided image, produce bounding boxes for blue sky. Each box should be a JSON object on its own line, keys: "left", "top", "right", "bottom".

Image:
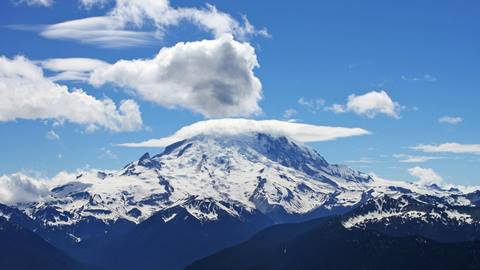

{"left": 0, "top": 0, "right": 479, "bottom": 186}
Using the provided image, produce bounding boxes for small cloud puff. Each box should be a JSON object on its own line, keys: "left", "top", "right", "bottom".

{"left": 438, "top": 116, "right": 463, "bottom": 125}
{"left": 46, "top": 130, "right": 60, "bottom": 140}
{"left": 408, "top": 166, "right": 443, "bottom": 186}
{"left": 326, "top": 91, "right": 401, "bottom": 119}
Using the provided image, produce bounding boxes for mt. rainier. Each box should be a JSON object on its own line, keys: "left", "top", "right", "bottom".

{"left": 24, "top": 132, "right": 476, "bottom": 226}
{"left": 3, "top": 131, "right": 480, "bottom": 270}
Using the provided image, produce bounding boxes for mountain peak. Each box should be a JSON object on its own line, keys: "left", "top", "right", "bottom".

{"left": 150, "top": 132, "right": 335, "bottom": 178}
{"left": 139, "top": 152, "right": 151, "bottom": 161}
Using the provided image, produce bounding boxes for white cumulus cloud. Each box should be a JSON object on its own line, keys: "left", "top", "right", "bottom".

{"left": 0, "top": 55, "right": 143, "bottom": 132}
{"left": 408, "top": 166, "right": 444, "bottom": 186}
{"left": 90, "top": 35, "right": 262, "bottom": 118}
{"left": 326, "top": 90, "right": 401, "bottom": 119}
{"left": 0, "top": 173, "right": 50, "bottom": 204}
{"left": 0, "top": 171, "right": 85, "bottom": 205}
{"left": 412, "top": 143, "right": 480, "bottom": 154}
{"left": 118, "top": 118, "right": 370, "bottom": 147}
{"left": 438, "top": 116, "right": 463, "bottom": 125}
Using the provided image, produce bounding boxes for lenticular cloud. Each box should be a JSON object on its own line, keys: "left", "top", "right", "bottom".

{"left": 118, "top": 118, "right": 370, "bottom": 147}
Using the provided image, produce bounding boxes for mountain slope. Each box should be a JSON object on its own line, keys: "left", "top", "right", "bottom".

{"left": 96, "top": 197, "right": 272, "bottom": 270}
{"left": 15, "top": 133, "right": 379, "bottom": 258}
{"left": 342, "top": 194, "right": 480, "bottom": 242}
{"left": 185, "top": 217, "right": 480, "bottom": 270}
{"left": 21, "top": 133, "right": 473, "bottom": 230}
{"left": 0, "top": 216, "right": 88, "bottom": 270}
{"left": 5, "top": 132, "right": 479, "bottom": 269}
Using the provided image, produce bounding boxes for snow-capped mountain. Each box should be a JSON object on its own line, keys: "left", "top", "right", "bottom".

{"left": 15, "top": 133, "right": 479, "bottom": 236}
{"left": 19, "top": 133, "right": 364, "bottom": 228}
{"left": 3, "top": 132, "right": 479, "bottom": 270}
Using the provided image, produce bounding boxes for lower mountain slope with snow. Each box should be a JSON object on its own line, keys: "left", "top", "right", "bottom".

{"left": 95, "top": 199, "right": 272, "bottom": 270}
{"left": 342, "top": 193, "right": 480, "bottom": 242}
{"left": 2, "top": 132, "right": 480, "bottom": 270}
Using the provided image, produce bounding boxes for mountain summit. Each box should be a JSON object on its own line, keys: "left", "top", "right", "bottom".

{"left": 25, "top": 133, "right": 378, "bottom": 227}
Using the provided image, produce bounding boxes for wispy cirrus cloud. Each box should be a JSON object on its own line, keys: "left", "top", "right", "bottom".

{"left": 344, "top": 157, "right": 377, "bottom": 164}
{"left": 14, "top": 0, "right": 269, "bottom": 48}
{"left": 297, "top": 97, "right": 325, "bottom": 113}
{"left": 39, "top": 57, "right": 109, "bottom": 81}
{"left": 37, "top": 16, "right": 158, "bottom": 48}
{"left": 282, "top": 109, "right": 298, "bottom": 119}
{"left": 12, "top": 0, "right": 53, "bottom": 7}
{"left": 412, "top": 143, "right": 480, "bottom": 155}
{"left": 46, "top": 130, "right": 60, "bottom": 140}
{"left": 438, "top": 116, "right": 463, "bottom": 125}
{"left": 401, "top": 74, "right": 437, "bottom": 82}
{"left": 393, "top": 154, "right": 443, "bottom": 163}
